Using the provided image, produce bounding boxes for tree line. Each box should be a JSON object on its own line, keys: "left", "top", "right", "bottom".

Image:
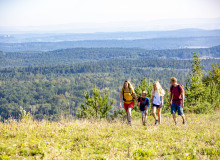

{"left": 1, "top": 46, "right": 220, "bottom": 68}
{"left": 78, "top": 53, "right": 220, "bottom": 119}
{"left": 0, "top": 55, "right": 219, "bottom": 121}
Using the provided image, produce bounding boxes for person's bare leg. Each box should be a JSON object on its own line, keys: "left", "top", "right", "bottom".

{"left": 145, "top": 112, "right": 147, "bottom": 122}
{"left": 172, "top": 113, "right": 177, "bottom": 125}
{"left": 158, "top": 108, "right": 161, "bottom": 124}
{"left": 144, "top": 111, "right": 148, "bottom": 125}
{"left": 127, "top": 108, "right": 132, "bottom": 123}
{"left": 152, "top": 107, "right": 157, "bottom": 121}
{"left": 181, "top": 114, "right": 185, "bottom": 124}
{"left": 142, "top": 115, "right": 144, "bottom": 123}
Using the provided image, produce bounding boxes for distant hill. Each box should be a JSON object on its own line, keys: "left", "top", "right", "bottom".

{"left": 1, "top": 46, "right": 220, "bottom": 68}
{"left": 1, "top": 17, "right": 220, "bottom": 33}
{"left": 1, "top": 36, "right": 220, "bottom": 52}
{"left": 1, "top": 29, "right": 220, "bottom": 43}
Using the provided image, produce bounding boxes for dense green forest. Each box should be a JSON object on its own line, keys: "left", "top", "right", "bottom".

{"left": 0, "top": 54, "right": 219, "bottom": 120}
{"left": 0, "top": 46, "right": 220, "bottom": 68}
{"left": 0, "top": 45, "right": 219, "bottom": 121}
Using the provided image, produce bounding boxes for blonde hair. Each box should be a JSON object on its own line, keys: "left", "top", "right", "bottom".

{"left": 142, "top": 91, "right": 147, "bottom": 95}
{"left": 170, "top": 77, "right": 177, "bottom": 83}
{"left": 152, "top": 81, "right": 165, "bottom": 96}
{"left": 122, "top": 80, "right": 134, "bottom": 91}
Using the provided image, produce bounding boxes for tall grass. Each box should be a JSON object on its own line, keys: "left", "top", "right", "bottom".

{"left": 0, "top": 111, "right": 219, "bottom": 159}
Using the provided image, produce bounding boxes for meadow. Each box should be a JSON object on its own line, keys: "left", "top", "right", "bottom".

{"left": 0, "top": 110, "right": 219, "bottom": 160}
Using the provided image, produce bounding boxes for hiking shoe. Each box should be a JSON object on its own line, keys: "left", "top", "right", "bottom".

{"left": 128, "top": 121, "right": 131, "bottom": 126}
{"left": 183, "top": 120, "right": 186, "bottom": 125}
{"left": 155, "top": 120, "right": 158, "bottom": 126}
{"left": 143, "top": 121, "right": 146, "bottom": 126}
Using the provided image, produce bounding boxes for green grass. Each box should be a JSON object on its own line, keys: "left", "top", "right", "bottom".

{"left": 0, "top": 112, "right": 220, "bottom": 160}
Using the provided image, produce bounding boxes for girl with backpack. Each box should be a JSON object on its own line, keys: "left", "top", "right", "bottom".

{"left": 119, "top": 80, "right": 138, "bottom": 125}
{"left": 151, "top": 81, "right": 165, "bottom": 125}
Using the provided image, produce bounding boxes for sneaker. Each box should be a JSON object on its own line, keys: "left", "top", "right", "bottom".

{"left": 155, "top": 120, "right": 158, "bottom": 126}
{"left": 143, "top": 121, "right": 146, "bottom": 126}
{"left": 128, "top": 121, "right": 131, "bottom": 126}
{"left": 183, "top": 120, "right": 186, "bottom": 125}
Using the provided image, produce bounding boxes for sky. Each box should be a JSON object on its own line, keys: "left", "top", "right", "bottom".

{"left": 0, "top": 0, "right": 220, "bottom": 27}
{"left": 0, "top": 0, "right": 220, "bottom": 33}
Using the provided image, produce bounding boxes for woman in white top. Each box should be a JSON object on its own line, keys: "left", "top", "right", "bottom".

{"left": 151, "top": 81, "right": 165, "bottom": 125}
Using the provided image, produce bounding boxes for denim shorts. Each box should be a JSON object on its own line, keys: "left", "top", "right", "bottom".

{"left": 141, "top": 108, "right": 148, "bottom": 117}
{"left": 171, "top": 103, "right": 184, "bottom": 115}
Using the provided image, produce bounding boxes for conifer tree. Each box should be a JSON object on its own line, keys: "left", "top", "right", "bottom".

{"left": 203, "top": 64, "right": 220, "bottom": 109}
{"left": 135, "top": 77, "right": 153, "bottom": 98}
{"left": 77, "top": 86, "right": 114, "bottom": 119}
{"left": 186, "top": 53, "right": 205, "bottom": 105}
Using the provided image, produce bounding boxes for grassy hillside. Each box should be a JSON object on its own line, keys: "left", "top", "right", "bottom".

{"left": 0, "top": 111, "right": 219, "bottom": 159}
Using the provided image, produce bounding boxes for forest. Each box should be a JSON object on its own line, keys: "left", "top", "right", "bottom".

{"left": 0, "top": 49, "right": 219, "bottom": 120}
{"left": 0, "top": 46, "right": 220, "bottom": 68}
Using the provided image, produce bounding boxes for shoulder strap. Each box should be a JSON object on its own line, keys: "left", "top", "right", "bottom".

{"left": 122, "top": 89, "right": 125, "bottom": 99}
{"left": 178, "top": 85, "right": 181, "bottom": 93}
{"left": 171, "top": 85, "right": 181, "bottom": 94}
{"left": 130, "top": 88, "right": 135, "bottom": 100}
{"left": 129, "top": 88, "right": 132, "bottom": 94}
{"left": 170, "top": 85, "right": 174, "bottom": 93}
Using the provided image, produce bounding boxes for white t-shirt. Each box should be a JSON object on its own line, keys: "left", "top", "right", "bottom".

{"left": 153, "top": 90, "right": 162, "bottom": 105}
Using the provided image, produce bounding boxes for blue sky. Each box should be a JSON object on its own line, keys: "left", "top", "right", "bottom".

{"left": 0, "top": 0, "right": 220, "bottom": 27}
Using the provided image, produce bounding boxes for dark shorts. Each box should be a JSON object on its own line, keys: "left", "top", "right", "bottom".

{"left": 152, "top": 104, "right": 162, "bottom": 108}
{"left": 171, "top": 103, "right": 184, "bottom": 115}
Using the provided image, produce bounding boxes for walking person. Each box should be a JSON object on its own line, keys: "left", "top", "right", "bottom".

{"left": 137, "top": 91, "right": 150, "bottom": 125}
{"left": 119, "top": 80, "right": 138, "bottom": 125}
{"left": 169, "top": 77, "right": 186, "bottom": 125}
{"left": 151, "top": 81, "right": 165, "bottom": 125}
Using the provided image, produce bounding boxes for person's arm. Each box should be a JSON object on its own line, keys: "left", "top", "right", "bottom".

{"left": 151, "top": 95, "right": 153, "bottom": 106}
{"left": 146, "top": 99, "right": 150, "bottom": 110}
{"left": 181, "top": 92, "right": 184, "bottom": 108}
{"left": 132, "top": 92, "right": 138, "bottom": 104}
{"left": 160, "top": 96, "right": 164, "bottom": 107}
{"left": 169, "top": 91, "right": 172, "bottom": 107}
{"left": 119, "top": 92, "right": 123, "bottom": 108}
{"left": 180, "top": 87, "right": 184, "bottom": 108}
{"left": 137, "top": 97, "right": 140, "bottom": 106}
{"left": 145, "top": 105, "right": 147, "bottom": 110}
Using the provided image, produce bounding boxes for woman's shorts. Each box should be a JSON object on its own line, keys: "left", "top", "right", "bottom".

{"left": 152, "top": 104, "right": 162, "bottom": 108}
{"left": 124, "top": 101, "right": 135, "bottom": 112}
